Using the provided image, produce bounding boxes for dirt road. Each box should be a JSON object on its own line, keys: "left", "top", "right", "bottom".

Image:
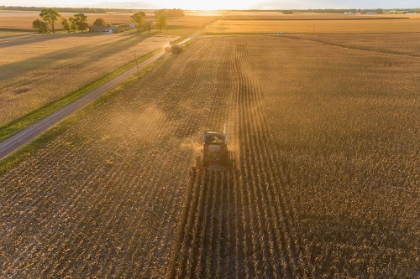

{"left": 0, "top": 16, "right": 219, "bottom": 161}
{"left": 0, "top": 49, "right": 167, "bottom": 160}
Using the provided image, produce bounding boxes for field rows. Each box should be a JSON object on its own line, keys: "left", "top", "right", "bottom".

{"left": 207, "top": 17, "right": 420, "bottom": 34}
{"left": 247, "top": 35, "right": 420, "bottom": 277}
{"left": 0, "top": 33, "right": 176, "bottom": 127}
{"left": 0, "top": 36, "right": 235, "bottom": 277}
{"left": 168, "top": 41, "right": 308, "bottom": 278}
{"left": 1, "top": 34, "right": 419, "bottom": 278}
{"left": 288, "top": 33, "right": 420, "bottom": 57}
{"left": 167, "top": 36, "right": 420, "bottom": 278}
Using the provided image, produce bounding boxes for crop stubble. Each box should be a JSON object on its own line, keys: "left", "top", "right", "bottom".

{"left": 0, "top": 36, "right": 236, "bottom": 277}
{"left": 207, "top": 13, "right": 420, "bottom": 34}
{"left": 169, "top": 39, "right": 308, "bottom": 278}
{"left": 1, "top": 34, "right": 419, "bottom": 278}
{"left": 0, "top": 33, "right": 178, "bottom": 127}
{"left": 168, "top": 35, "right": 420, "bottom": 278}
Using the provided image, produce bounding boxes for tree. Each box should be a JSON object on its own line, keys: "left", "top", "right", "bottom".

{"left": 93, "top": 18, "right": 106, "bottom": 26}
{"left": 73, "top": 13, "right": 88, "bottom": 32}
{"left": 144, "top": 21, "right": 152, "bottom": 32}
{"left": 32, "top": 19, "right": 48, "bottom": 33}
{"left": 61, "top": 18, "right": 71, "bottom": 33}
{"left": 39, "top": 8, "right": 61, "bottom": 33}
{"left": 156, "top": 13, "right": 167, "bottom": 30}
{"left": 154, "top": 10, "right": 167, "bottom": 31}
{"left": 166, "top": 8, "right": 185, "bottom": 17}
{"left": 130, "top": 11, "right": 146, "bottom": 31}
{"left": 69, "top": 17, "right": 77, "bottom": 33}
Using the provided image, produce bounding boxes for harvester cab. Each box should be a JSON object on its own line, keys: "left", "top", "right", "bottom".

{"left": 193, "top": 124, "right": 234, "bottom": 170}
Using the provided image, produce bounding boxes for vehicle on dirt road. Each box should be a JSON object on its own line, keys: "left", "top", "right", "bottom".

{"left": 165, "top": 44, "right": 183, "bottom": 54}
{"left": 171, "top": 44, "right": 182, "bottom": 53}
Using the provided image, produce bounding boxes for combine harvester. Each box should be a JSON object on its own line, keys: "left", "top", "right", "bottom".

{"left": 168, "top": 125, "right": 239, "bottom": 278}
{"left": 192, "top": 124, "right": 236, "bottom": 172}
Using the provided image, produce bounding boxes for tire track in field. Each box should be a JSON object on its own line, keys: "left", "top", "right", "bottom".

{"left": 167, "top": 38, "right": 312, "bottom": 278}
{"left": 166, "top": 38, "right": 241, "bottom": 278}
{"left": 0, "top": 37, "right": 233, "bottom": 277}
{"left": 235, "top": 42, "right": 311, "bottom": 277}
{"left": 168, "top": 169, "right": 240, "bottom": 279}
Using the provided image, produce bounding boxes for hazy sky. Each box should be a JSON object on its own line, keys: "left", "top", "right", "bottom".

{"left": 2, "top": 0, "right": 418, "bottom": 10}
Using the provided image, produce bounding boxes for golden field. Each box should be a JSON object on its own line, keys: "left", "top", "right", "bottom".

{"left": 291, "top": 33, "right": 420, "bottom": 56}
{"left": 208, "top": 13, "right": 420, "bottom": 33}
{"left": 0, "top": 33, "right": 177, "bottom": 126}
{"left": 0, "top": 12, "right": 218, "bottom": 128}
{"left": 1, "top": 33, "right": 419, "bottom": 277}
{"left": 1, "top": 11, "right": 420, "bottom": 277}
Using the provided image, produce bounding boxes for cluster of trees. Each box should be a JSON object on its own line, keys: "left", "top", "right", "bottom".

{"left": 154, "top": 10, "right": 168, "bottom": 30}
{"left": 93, "top": 18, "right": 109, "bottom": 26}
{"left": 130, "top": 9, "right": 176, "bottom": 32}
{"left": 282, "top": 8, "right": 420, "bottom": 14}
{"left": 1, "top": 6, "right": 142, "bottom": 13}
{"left": 130, "top": 11, "right": 148, "bottom": 31}
{"left": 32, "top": 7, "right": 186, "bottom": 34}
{"left": 165, "top": 8, "right": 185, "bottom": 17}
{"left": 32, "top": 8, "right": 88, "bottom": 33}
{"left": 32, "top": 8, "right": 61, "bottom": 33}
{"left": 62, "top": 14, "right": 88, "bottom": 33}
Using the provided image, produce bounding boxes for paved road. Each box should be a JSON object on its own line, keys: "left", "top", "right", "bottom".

{"left": 0, "top": 49, "right": 166, "bottom": 160}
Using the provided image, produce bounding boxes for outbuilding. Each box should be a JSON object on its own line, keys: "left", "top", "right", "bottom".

{"left": 89, "top": 26, "right": 118, "bottom": 33}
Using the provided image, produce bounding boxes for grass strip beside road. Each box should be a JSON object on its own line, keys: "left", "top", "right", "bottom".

{"left": 0, "top": 47, "right": 163, "bottom": 143}
{"left": 0, "top": 61, "right": 157, "bottom": 175}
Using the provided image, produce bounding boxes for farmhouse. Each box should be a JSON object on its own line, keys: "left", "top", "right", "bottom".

{"left": 89, "top": 26, "right": 121, "bottom": 33}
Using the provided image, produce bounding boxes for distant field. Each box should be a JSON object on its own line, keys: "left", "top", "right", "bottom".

{"left": 224, "top": 11, "right": 420, "bottom": 19}
{"left": 291, "top": 33, "right": 420, "bottom": 56}
{"left": 208, "top": 13, "right": 420, "bottom": 33}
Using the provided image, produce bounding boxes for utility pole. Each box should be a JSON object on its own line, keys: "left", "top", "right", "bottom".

{"left": 134, "top": 53, "right": 139, "bottom": 74}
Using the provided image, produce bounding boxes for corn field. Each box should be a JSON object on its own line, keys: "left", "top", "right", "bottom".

{"left": 1, "top": 35, "right": 419, "bottom": 278}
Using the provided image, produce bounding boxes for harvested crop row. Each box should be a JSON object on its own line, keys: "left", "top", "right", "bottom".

{"left": 167, "top": 40, "right": 304, "bottom": 278}
{"left": 2, "top": 34, "right": 419, "bottom": 278}
{"left": 168, "top": 170, "right": 238, "bottom": 278}
{"left": 0, "top": 37, "right": 236, "bottom": 277}
{"left": 167, "top": 34, "right": 420, "bottom": 278}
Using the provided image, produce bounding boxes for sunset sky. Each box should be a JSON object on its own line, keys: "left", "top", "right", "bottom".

{"left": 1, "top": 0, "right": 418, "bottom": 10}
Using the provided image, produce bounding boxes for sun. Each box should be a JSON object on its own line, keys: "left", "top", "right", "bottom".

{"left": 166, "top": 0, "right": 255, "bottom": 10}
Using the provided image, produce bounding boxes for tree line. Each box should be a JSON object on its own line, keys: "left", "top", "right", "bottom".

{"left": 1, "top": 6, "right": 145, "bottom": 13}
{"left": 32, "top": 8, "right": 88, "bottom": 33}
{"left": 32, "top": 8, "right": 184, "bottom": 33}
{"left": 243, "top": 8, "right": 420, "bottom": 14}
